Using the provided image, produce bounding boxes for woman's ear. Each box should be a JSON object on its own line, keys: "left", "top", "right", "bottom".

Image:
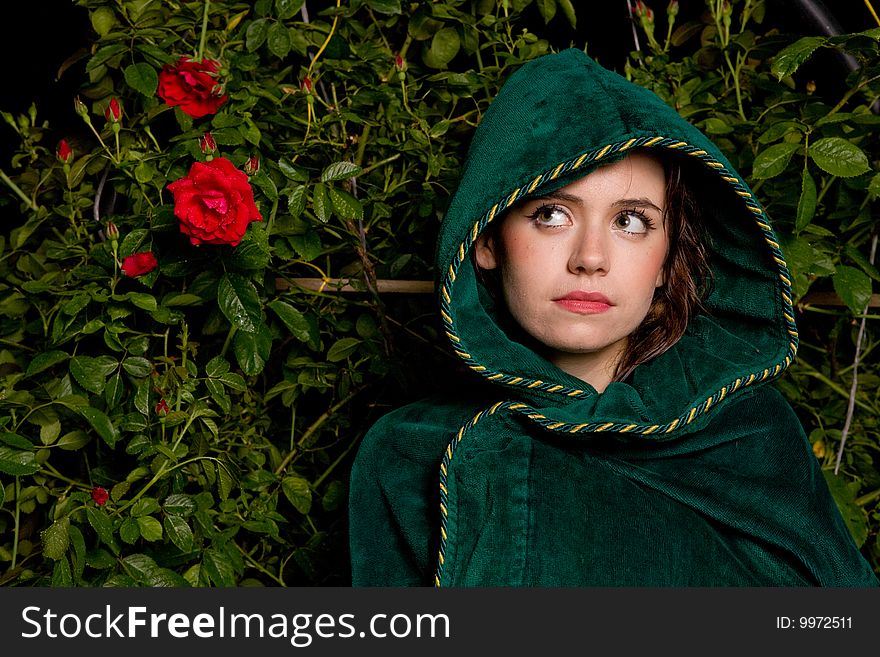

{"left": 474, "top": 232, "right": 499, "bottom": 269}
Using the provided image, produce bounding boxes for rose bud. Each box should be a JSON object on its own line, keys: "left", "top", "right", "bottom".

{"left": 74, "top": 96, "right": 89, "bottom": 118}
{"left": 635, "top": 0, "right": 654, "bottom": 22}
{"left": 56, "top": 139, "right": 73, "bottom": 164}
{"left": 395, "top": 54, "right": 406, "bottom": 71}
{"left": 302, "top": 76, "right": 313, "bottom": 94}
{"left": 200, "top": 131, "right": 217, "bottom": 155}
{"left": 244, "top": 155, "right": 260, "bottom": 176}
{"left": 91, "top": 487, "right": 110, "bottom": 506}
{"left": 120, "top": 251, "right": 158, "bottom": 277}
{"left": 105, "top": 221, "right": 120, "bottom": 241}
{"left": 155, "top": 399, "right": 170, "bottom": 416}
{"left": 667, "top": 0, "right": 679, "bottom": 18}
{"left": 105, "top": 97, "right": 122, "bottom": 123}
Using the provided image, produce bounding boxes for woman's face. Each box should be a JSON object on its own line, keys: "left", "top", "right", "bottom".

{"left": 474, "top": 152, "right": 669, "bottom": 389}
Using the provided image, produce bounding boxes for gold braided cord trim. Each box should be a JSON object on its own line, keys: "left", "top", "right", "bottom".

{"left": 568, "top": 389, "right": 584, "bottom": 396}
{"left": 445, "top": 331, "right": 460, "bottom": 343}
{"left": 488, "top": 373, "right": 504, "bottom": 381}
{"left": 471, "top": 222, "right": 480, "bottom": 242}
{"left": 595, "top": 144, "right": 612, "bottom": 159}
{"left": 528, "top": 175, "right": 543, "bottom": 192}
{"left": 596, "top": 422, "right": 615, "bottom": 431}
{"left": 440, "top": 462, "right": 447, "bottom": 476}
{"left": 547, "top": 385, "right": 564, "bottom": 393}
{"left": 440, "top": 309, "right": 452, "bottom": 324}
{"left": 439, "top": 482, "right": 448, "bottom": 495}
{"left": 458, "top": 243, "right": 465, "bottom": 263}
{"left": 551, "top": 162, "right": 566, "bottom": 179}
{"left": 508, "top": 403, "right": 528, "bottom": 410}
{"left": 508, "top": 187, "right": 522, "bottom": 206}
{"left": 488, "top": 203, "right": 499, "bottom": 222}
{"left": 644, "top": 136, "right": 664, "bottom": 146}
{"left": 665, "top": 418, "right": 680, "bottom": 433}
{"left": 718, "top": 386, "right": 727, "bottom": 402}
{"left": 705, "top": 395, "right": 714, "bottom": 411}
{"left": 736, "top": 190, "right": 752, "bottom": 198}
{"left": 688, "top": 407, "right": 697, "bottom": 424}
{"left": 669, "top": 141, "right": 687, "bottom": 148}
{"left": 441, "top": 285, "right": 450, "bottom": 303}
{"left": 732, "top": 378, "right": 742, "bottom": 391}
{"left": 573, "top": 152, "right": 590, "bottom": 169}
{"left": 508, "top": 377, "right": 524, "bottom": 385}
{"left": 571, "top": 423, "right": 589, "bottom": 432}
{"left": 547, "top": 422, "right": 565, "bottom": 430}
{"left": 527, "top": 380, "right": 544, "bottom": 388}
{"left": 644, "top": 425, "right": 660, "bottom": 434}
{"left": 722, "top": 176, "right": 738, "bottom": 182}
{"left": 765, "top": 237, "right": 780, "bottom": 248}
{"left": 527, "top": 413, "right": 546, "bottom": 420}
{"left": 470, "top": 365, "right": 486, "bottom": 372}
{"left": 621, "top": 138, "right": 638, "bottom": 151}
{"left": 621, "top": 424, "right": 638, "bottom": 432}
{"left": 490, "top": 400, "right": 505, "bottom": 414}
{"left": 707, "top": 161, "right": 724, "bottom": 168}
{"left": 454, "top": 350, "right": 471, "bottom": 359}
{"left": 779, "top": 273, "right": 791, "bottom": 286}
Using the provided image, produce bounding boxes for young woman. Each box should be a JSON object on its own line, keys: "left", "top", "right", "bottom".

{"left": 349, "top": 49, "right": 878, "bottom": 586}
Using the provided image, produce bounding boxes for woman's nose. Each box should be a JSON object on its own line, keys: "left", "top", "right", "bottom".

{"left": 567, "top": 225, "right": 609, "bottom": 275}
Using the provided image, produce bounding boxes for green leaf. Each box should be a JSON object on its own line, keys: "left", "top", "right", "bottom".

{"left": 0, "top": 446, "right": 39, "bottom": 476}
{"left": 276, "top": 0, "right": 305, "bottom": 19}
{"left": 771, "top": 36, "right": 826, "bottom": 80}
{"left": 0, "top": 433, "right": 32, "bottom": 449}
{"left": 327, "top": 337, "right": 360, "bottom": 362}
{"left": 79, "top": 407, "right": 119, "bottom": 448}
{"left": 423, "top": 27, "right": 460, "bottom": 69}
{"left": 120, "top": 517, "right": 141, "bottom": 544}
{"left": 131, "top": 497, "right": 161, "bottom": 518}
{"left": 823, "top": 470, "right": 868, "bottom": 547}
{"left": 86, "top": 506, "right": 118, "bottom": 553}
{"left": 0, "top": 479, "right": 4, "bottom": 507}
{"left": 126, "top": 292, "right": 158, "bottom": 311}
{"left": 312, "top": 183, "right": 331, "bottom": 222}
{"left": 321, "top": 161, "right": 362, "bottom": 182}
{"left": 217, "top": 273, "right": 262, "bottom": 333}
{"left": 164, "top": 516, "right": 194, "bottom": 553}
{"left": 557, "top": 0, "right": 576, "bottom": 28}
{"left": 41, "top": 517, "right": 70, "bottom": 560}
{"left": 267, "top": 21, "right": 291, "bottom": 58}
{"left": 702, "top": 117, "right": 733, "bottom": 135}
{"left": 52, "top": 557, "right": 73, "bottom": 586}
{"left": 122, "top": 356, "right": 153, "bottom": 378}
{"left": 287, "top": 184, "right": 306, "bottom": 218}
{"left": 70, "top": 356, "right": 109, "bottom": 394}
{"left": 25, "top": 351, "right": 69, "bottom": 377}
{"left": 122, "top": 553, "right": 187, "bottom": 586}
{"left": 137, "top": 516, "right": 163, "bottom": 542}
{"left": 246, "top": 19, "right": 269, "bottom": 51}
{"left": 367, "top": 0, "right": 401, "bottom": 14}
{"left": 751, "top": 142, "right": 800, "bottom": 180}
{"left": 233, "top": 321, "right": 272, "bottom": 375}
{"left": 204, "top": 357, "right": 230, "bottom": 379}
{"left": 795, "top": 170, "right": 817, "bottom": 232}
{"left": 328, "top": 187, "right": 364, "bottom": 220}
{"left": 282, "top": 474, "right": 312, "bottom": 514}
{"left": 56, "top": 430, "right": 91, "bottom": 451}
{"left": 202, "top": 548, "right": 236, "bottom": 586}
{"left": 833, "top": 266, "right": 873, "bottom": 315}
{"left": 268, "top": 300, "right": 311, "bottom": 342}
{"left": 163, "top": 493, "right": 196, "bottom": 517}
{"left": 844, "top": 245, "right": 880, "bottom": 283}
{"left": 868, "top": 173, "right": 880, "bottom": 199}
{"left": 808, "top": 138, "right": 870, "bottom": 177}
{"left": 219, "top": 372, "right": 247, "bottom": 391}
{"left": 124, "top": 62, "right": 158, "bottom": 96}
{"left": 536, "top": 0, "right": 556, "bottom": 23}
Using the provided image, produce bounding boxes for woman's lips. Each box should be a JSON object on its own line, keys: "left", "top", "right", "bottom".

{"left": 553, "top": 291, "right": 612, "bottom": 314}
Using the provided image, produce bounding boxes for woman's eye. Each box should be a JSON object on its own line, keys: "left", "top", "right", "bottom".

{"left": 529, "top": 205, "right": 569, "bottom": 227}
{"left": 613, "top": 211, "right": 652, "bottom": 234}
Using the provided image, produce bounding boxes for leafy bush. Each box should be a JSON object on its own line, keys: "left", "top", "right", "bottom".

{"left": 0, "top": 0, "right": 877, "bottom": 585}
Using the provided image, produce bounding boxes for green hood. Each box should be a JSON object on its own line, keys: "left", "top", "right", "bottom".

{"left": 435, "top": 48, "right": 797, "bottom": 438}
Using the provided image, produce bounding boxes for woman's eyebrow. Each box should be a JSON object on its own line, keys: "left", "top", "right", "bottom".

{"left": 613, "top": 197, "right": 663, "bottom": 213}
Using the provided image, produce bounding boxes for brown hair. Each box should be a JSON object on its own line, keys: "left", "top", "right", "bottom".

{"left": 613, "top": 154, "right": 711, "bottom": 381}
{"left": 475, "top": 151, "right": 712, "bottom": 384}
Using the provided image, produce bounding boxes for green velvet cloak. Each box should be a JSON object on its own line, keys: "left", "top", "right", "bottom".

{"left": 349, "top": 49, "right": 878, "bottom": 586}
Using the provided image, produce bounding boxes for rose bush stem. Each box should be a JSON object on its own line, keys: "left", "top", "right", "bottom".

{"left": 0, "top": 168, "right": 38, "bottom": 211}
{"left": 198, "top": 0, "right": 210, "bottom": 62}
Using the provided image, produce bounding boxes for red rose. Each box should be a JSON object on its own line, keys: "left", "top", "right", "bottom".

{"left": 91, "top": 487, "right": 109, "bottom": 506}
{"left": 121, "top": 251, "right": 158, "bottom": 277}
{"left": 157, "top": 57, "right": 228, "bottom": 118}
{"left": 167, "top": 157, "right": 262, "bottom": 246}
{"left": 105, "top": 97, "right": 122, "bottom": 123}
{"left": 155, "top": 399, "right": 170, "bottom": 416}
{"left": 56, "top": 139, "right": 73, "bottom": 164}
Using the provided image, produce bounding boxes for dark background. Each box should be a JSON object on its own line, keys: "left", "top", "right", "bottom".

{"left": 1, "top": 1, "right": 877, "bottom": 173}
